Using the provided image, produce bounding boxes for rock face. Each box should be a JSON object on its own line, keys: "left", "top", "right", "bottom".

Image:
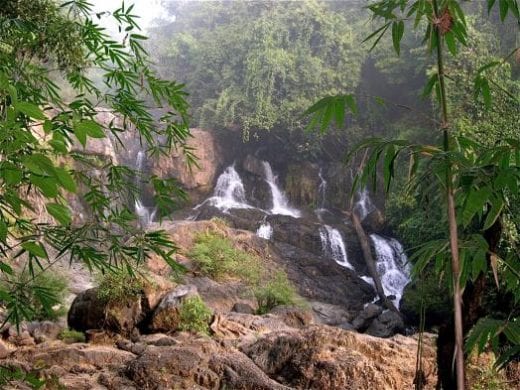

{"left": 149, "top": 128, "right": 223, "bottom": 203}
{"left": 242, "top": 326, "right": 438, "bottom": 390}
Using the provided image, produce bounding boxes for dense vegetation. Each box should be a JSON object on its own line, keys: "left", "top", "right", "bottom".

{"left": 0, "top": 0, "right": 191, "bottom": 325}
{"left": 148, "top": 1, "right": 519, "bottom": 387}
{"left": 0, "top": 0, "right": 518, "bottom": 388}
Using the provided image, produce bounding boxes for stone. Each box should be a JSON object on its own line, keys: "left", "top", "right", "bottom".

{"left": 29, "top": 321, "right": 63, "bottom": 343}
{"left": 352, "top": 303, "right": 383, "bottom": 331}
{"left": 232, "top": 302, "right": 255, "bottom": 314}
{"left": 149, "top": 129, "right": 222, "bottom": 204}
{"left": 148, "top": 284, "right": 199, "bottom": 332}
{"left": 269, "top": 306, "right": 315, "bottom": 328}
{"left": 242, "top": 326, "right": 438, "bottom": 389}
{"left": 366, "top": 310, "right": 405, "bottom": 338}
{"left": 0, "top": 340, "right": 10, "bottom": 359}
{"left": 310, "top": 301, "right": 352, "bottom": 326}
{"left": 68, "top": 288, "right": 107, "bottom": 332}
{"left": 8, "top": 330, "right": 35, "bottom": 347}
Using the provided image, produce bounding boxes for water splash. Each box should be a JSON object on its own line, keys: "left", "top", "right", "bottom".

{"left": 370, "top": 234, "right": 411, "bottom": 308}
{"left": 135, "top": 199, "right": 156, "bottom": 228}
{"left": 319, "top": 225, "right": 354, "bottom": 270}
{"left": 256, "top": 222, "right": 273, "bottom": 240}
{"left": 353, "top": 188, "right": 375, "bottom": 221}
{"left": 197, "top": 165, "right": 252, "bottom": 212}
{"left": 134, "top": 150, "right": 156, "bottom": 228}
{"left": 262, "top": 161, "right": 301, "bottom": 218}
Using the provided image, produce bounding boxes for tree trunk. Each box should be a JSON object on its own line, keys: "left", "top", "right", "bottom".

{"left": 437, "top": 219, "right": 502, "bottom": 389}
{"left": 350, "top": 211, "right": 399, "bottom": 313}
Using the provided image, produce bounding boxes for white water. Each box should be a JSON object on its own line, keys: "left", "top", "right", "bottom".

{"left": 134, "top": 150, "right": 156, "bottom": 228}
{"left": 319, "top": 225, "right": 354, "bottom": 270}
{"left": 318, "top": 168, "right": 327, "bottom": 209}
{"left": 256, "top": 222, "right": 273, "bottom": 240}
{"left": 370, "top": 234, "right": 411, "bottom": 308}
{"left": 262, "top": 161, "right": 301, "bottom": 218}
{"left": 200, "top": 165, "right": 253, "bottom": 212}
{"left": 135, "top": 199, "right": 156, "bottom": 228}
{"left": 353, "top": 188, "right": 375, "bottom": 221}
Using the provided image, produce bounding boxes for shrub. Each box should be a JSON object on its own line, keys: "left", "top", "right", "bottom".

{"left": 189, "top": 231, "right": 261, "bottom": 284}
{"left": 0, "top": 270, "right": 69, "bottom": 321}
{"left": 178, "top": 296, "right": 213, "bottom": 334}
{"left": 254, "top": 272, "right": 298, "bottom": 314}
{"left": 96, "top": 271, "right": 146, "bottom": 303}
{"left": 58, "top": 329, "right": 86, "bottom": 344}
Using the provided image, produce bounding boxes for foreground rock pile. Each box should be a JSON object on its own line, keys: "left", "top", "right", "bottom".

{"left": 1, "top": 316, "right": 438, "bottom": 389}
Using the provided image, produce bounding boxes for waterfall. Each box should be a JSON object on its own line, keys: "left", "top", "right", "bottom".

{"left": 319, "top": 225, "right": 354, "bottom": 270}
{"left": 353, "top": 188, "right": 375, "bottom": 221}
{"left": 199, "top": 165, "right": 252, "bottom": 212}
{"left": 135, "top": 199, "right": 156, "bottom": 228}
{"left": 256, "top": 222, "right": 273, "bottom": 240}
{"left": 370, "top": 234, "right": 411, "bottom": 308}
{"left": 134, "top": 150, "right": 156, "bottom": 228}
{"left": 262, "top": 161, "right": 301, "bottom": 218}
{"left": 317, "top": 168, "right": 327, "bottom": 209}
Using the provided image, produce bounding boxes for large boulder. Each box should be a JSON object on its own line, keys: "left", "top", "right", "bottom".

{"left": 242, "top": 326, "right": 438, "bottom": 389}
{"left": 366, "top": 310, "right": 405, "bottom": 338}
{"left": 68, "top": 284, "right": 171, "bottom": 335}
{"left": 352, "top": 303, "right": 384, "bottom": 331}
{"left": 148, "top": 285, "right": 200, "bottom": 332}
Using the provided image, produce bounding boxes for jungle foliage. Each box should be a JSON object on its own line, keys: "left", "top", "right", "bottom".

{"left": 0, "top": 0, "right": 192, "bottom": 327}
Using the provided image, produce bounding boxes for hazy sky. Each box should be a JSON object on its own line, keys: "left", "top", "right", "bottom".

{"left": 89, "top": 0, "right": 173, "bottom": 32}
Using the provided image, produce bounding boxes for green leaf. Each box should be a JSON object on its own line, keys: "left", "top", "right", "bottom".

{"left": 73, "top": 123, "right": 87, "bottom": 147}
{"left": 499, "top": 0, "right": 509, "bottom": 20}
{"left": 14, "top": 102, "right": 46, "bottom": 120}
{"left": 392, "top": 20, "right": 405, "bottom": 56}
{"left": 29, "top": 175, "right": 58, "bottom": 198}
{"left": 462, "top": 186, "right": 491, "bottom": 227}
{"left": 77, "top": 120, "right": 105, "bottom": 138}
{"left": 46, "top": 203, "right": 72, "bottom": 225}
{"left": 0, "top": 220, "right": 7, "bottom": 243}
{"left": 2, "top": 163, "right": 23, "bottom": 185}
{"left": 444, "top": 32, "right": 457, "bottom": 56}
{"left": 53, "top": 167, "right": 77, "bottom": 193}
{"left": 21, "top": 241, "right": 47, "bottom": 258}
{"left": 483, "top": 197, "right": 504, "bottom": 230}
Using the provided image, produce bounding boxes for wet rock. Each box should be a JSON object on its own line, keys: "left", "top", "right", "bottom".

{"left": 232, "top": 302, "right": 255, "bottom": 314}
{"left": 148, "top": 285, "right": 199, "bottom": 332}
{"left": 366, "top": 310, "right": 405, "bottom": 338}
{"left": 352, "top": 303, "right": 383, "bottom": 331}
{"left": 310, "top": 302, "right": 352, "bottom": 326}
{"left": 361, "top": 208, "right": 385, "bottom": 233}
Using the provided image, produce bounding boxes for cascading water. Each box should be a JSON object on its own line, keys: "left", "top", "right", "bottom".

{"left": 319, "top": 225, "right": 354, "bottom": 270}
{"left": 317, "top": 168, "right": 327, "bottom": 209}
{"left": 370, "top": 234, "right": 411, "bottom": 308}
{"left": 197, "top": 165, "right": 252, "bottom": 212}
{"left": 262, "top": 161, "right": 301, "bottom": 218}
{"left": 256, "top": 222, "right": 273, "bottom": 240}
{"left": 353, "top": 188, "right": 375, "bottom": 221}
{"left": 134, "top": 150, "right": 156, "bottom": 228}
